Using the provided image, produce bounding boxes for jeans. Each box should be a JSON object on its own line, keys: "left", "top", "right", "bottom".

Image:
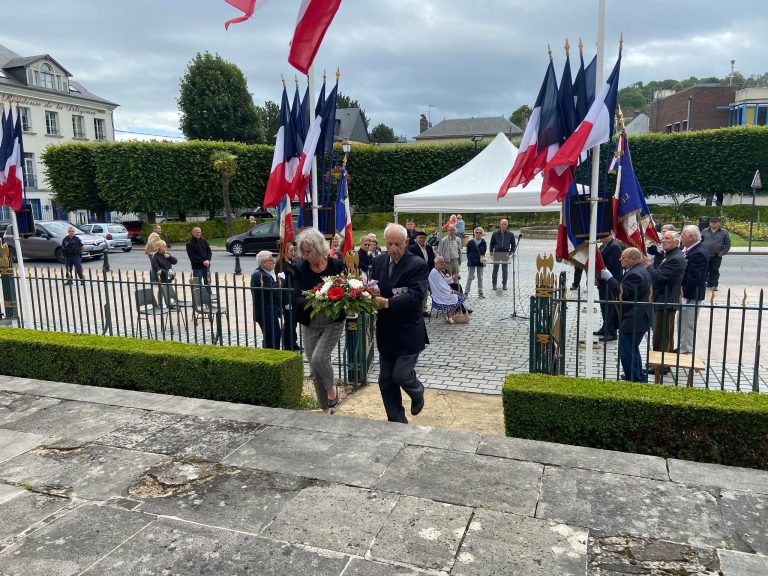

{"left": 465, "top": 265, "right": 484, "bottom": 294}
{"left": 619, "top": 331, "right": 646, "bottom": 382}
{"left": 378, "top": 352, "right": 424, "bottom": 423}
{"left": 492, "top": 263, "right": 508, "bottom": 288}
{"left": 706, "top": 255, "right": 722, "bottom": 287}
{"left": 65, "top": 255, "right": 84, "bottom": 281}
{"left": 193, "top": 268, "right": 211, "bottom": 294}
{"left": 147, "top": 255, "right": 157, "bottom": 283}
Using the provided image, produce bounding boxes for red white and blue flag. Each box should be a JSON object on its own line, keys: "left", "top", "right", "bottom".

{"left": 223, "top": 0, "right": 271, "bottom": 30}
{"left": 334, "top": 166, "right": 353, "bottom": 256}
{"left": 276, "top": 193, "right": 294, "bottom": 249}
{"left": 498, "top": 60, "right": 570, "bottom": 205}
{"left": 263, "top": 86, "right": 300, "bottom": 209}
{"left": 0, "top": 107, "right": 23, "bottom": 211}
{"left": 610, "top": 129, "right": 659, "bottom": 253}
{"left": 288, "top": 0, "right": 342, "bottom": 75}
{"left": 545, "top": 51, "right": 621, "bottom": 178}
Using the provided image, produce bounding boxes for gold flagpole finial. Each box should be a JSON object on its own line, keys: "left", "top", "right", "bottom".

{"left": 336, "top": 67, "right": 341, "bottom": 82}
{"left": 617, "top": 106, "right": 626, "bottom": 131}
{"left": 295, "top": 74, "right": 299, "bottom": 88}
{"left": 578, "top": 37, "right": 584, "bottom": 54}
{"left": 619, "top": 33, "right": 624, "bottom": 51}
{"left": 564, "top": 38, "right": 570, "bottom": 56}
{"left": 547, "top": 44, "right": 553, "bottom": 61}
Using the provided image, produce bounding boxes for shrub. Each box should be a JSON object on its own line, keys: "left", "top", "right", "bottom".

{"left": 0, "top": 329, "right": 304, "bottom": 409}
{"left": 142, "top": 219, "right": 257, "bottom": 243}
{"left": 503, "top": 373, "right": 768, "bottom": 469}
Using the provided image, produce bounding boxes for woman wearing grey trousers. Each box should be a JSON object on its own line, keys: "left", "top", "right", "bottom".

{"left": 294, "top": 228, "right": 346, "bottom": 413}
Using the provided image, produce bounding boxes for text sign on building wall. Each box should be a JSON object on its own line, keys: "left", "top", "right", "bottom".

{"left": 0, "top": 93, "right": 101, "bottom": 115}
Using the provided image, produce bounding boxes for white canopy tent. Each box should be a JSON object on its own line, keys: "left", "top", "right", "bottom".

{"left": 393, "top": 133, "right": 561, "bottom": 216}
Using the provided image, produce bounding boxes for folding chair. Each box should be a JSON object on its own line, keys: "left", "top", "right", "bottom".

{"left": 157, "top": 284, "right": 191, "bottom": 330}
{"left": 135, "top": 288, "right": 171, "bottom": 337}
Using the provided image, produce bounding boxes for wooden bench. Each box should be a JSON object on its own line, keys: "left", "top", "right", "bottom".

{"left": 647, "top": 351, "right": 706, "bottom": 387}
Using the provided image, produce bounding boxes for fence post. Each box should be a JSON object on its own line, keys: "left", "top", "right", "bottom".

{"left": 530, "top": 253, "right": 556, "bottom": 374}
{"left": 0, "top": 244, "right": 18, "bottom": 323}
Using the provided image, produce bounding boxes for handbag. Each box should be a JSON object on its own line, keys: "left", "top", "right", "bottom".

{"left": 453, "top": 311, "right": 471, "bottom": 324}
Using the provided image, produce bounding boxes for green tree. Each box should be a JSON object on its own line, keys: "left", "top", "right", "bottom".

{"left": 337, "top": 92, "right": 370, "bottom": 129}
{"left": 260, "top": 100, "right": 280, "bottom": 144}
{"left": 212, "top": 151, "right": 238, "bottom": 236}
{"left": 510, "top": 105, "right": 532, "bottom": 129}
{"left": 178, "top": 52, "right": 262, "bottom": 144}
{"left": 617, "top": 87, "right": 647, "bottom": 111}
{"left": 370, "top": 123, "right": 396, "bottom": 144}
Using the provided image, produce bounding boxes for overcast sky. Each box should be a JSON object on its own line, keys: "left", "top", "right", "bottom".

{"left": 2, "top": 1, "right": 765, "bottom": 141}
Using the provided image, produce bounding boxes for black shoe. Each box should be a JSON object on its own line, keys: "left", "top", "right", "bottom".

{"left": 326, "top": 395, "right": 339, "bottom": 409}
{"left": 411, "top": 394, "right": 424, "bottom": 416}
{"left": 599, "top": 335, "right": 617, "bottom": 342}
{"left": 502, "top": 286, "right": 508, "bottom": 290}
{"left": 466, "top": 309, "right": 473, "bottom": 314}
{"left": 64, "top": 280, "right": 73, "bottom": 286}
{"left": 423, "top": 312, "right": 431, "bottom": 318}
{"left": 492, "top": 286, "right": 497, "bottom": 291}
{"left": 593, "top": 329, "right": 605, "bottom": 336}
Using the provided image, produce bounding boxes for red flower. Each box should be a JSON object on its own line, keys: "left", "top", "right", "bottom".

{"left": 327, "top": 287, "right": 345, "bottom": 301}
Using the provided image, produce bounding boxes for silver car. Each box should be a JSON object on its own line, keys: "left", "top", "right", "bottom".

{"left": 3, "top": 221, "right": 107, "bottom": 263}
{"left": 80, "top": 222, "right": 132, "bottom": 251}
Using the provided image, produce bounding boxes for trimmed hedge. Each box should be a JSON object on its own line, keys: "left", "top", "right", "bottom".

{"left": 503, "top": 373, "right": 768, "bottom": 470}
{"left": 0, "top": 329, "right": 304, "bottom": 409}
{"left": 142, "top": 218, "right": 262, "bottom": 244}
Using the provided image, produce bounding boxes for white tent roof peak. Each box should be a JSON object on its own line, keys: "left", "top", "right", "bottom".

{"left": 393, "top": 133, "right": 560, "bottom": 213}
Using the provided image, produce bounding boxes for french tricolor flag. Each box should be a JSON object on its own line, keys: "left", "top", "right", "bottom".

{"left": 498, "top": 60, "right": 564, "bottom": 203}
{"left": 545, "top": 52, "right": 621, "bottom": 178}
{"left": 334, "top": 166, "right": 353, "bottom": 256}
{"left": 288, "top": 0, "right": 342, "bottom": 75}
{"left": 0, "top": 107, "right": 23, "bottom": 211}
{"left": 263, "top": 86, "right": 300, "bottom": 209}
{"left": 223, "top": 0, "right": 271, "bottom": 30}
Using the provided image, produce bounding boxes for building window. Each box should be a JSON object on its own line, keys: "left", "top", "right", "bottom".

{"left": 94, "top": 118, "right": 106, "bottom": 140}
{"left": 674, "top": 122, "right": 681, "bottom": 132}
{"left": 39, "top": 63, "right": 55, "bottom": 90}
{"left": 23, "top": 153, "right": 37, "bottom": 189}
{"left": 19, "top": 107, "right": 31, "bottom": 132}
{"left": 72, "top": 115, "right": 86, "bottom": 139}
{"left": 757, "top": 106, "right": 767, "bottom": 127}
{"left": 665, "top": 124, "right": 672, "bottom": 134}
{"left": 29, "top": 199, "right": 42, "bottom": 221}
{"left": 682, "top": 120, "right": 688, "bottom": 131}
{"left": 45, "top": 111, "right": 60, "bottom": 135}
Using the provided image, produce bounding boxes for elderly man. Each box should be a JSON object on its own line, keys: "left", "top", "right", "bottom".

{"left": 701, "top": 216, "right": 730, "bottom": 291}
{"left": 372, "top": 223, "right": 428, "bottom": 423}
{"left": 490, "top": 218, "right": 516, "bottom": 291}
{"left": 679, "top": 225, "right": 709, "bottom": 354}
{"left": 437, "top": 223, "right": 462, "bottom": 278}
{"left": 186, "top": 227, "right": 213, "bottom": 287}
{"left": 643, "top": 231, "right": 686, "bottom": 354}
{"left": 600, "top": 247, "right": 652, "bottom": 382}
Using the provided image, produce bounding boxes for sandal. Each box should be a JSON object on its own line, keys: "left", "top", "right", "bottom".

{"left": 326, "top": 388, "right": 339, "bottom": 408}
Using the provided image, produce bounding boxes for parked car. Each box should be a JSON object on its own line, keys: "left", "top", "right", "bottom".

{"left": 226, "top": 219, "right": 297, "bottom": 256}
{"left": 3, "top": 221, "right": 107, "bottom": 263}
{"left": 0, "top": 220, "right": 11, "bottom": 236}
{"left": 240, "top": 209, "right": 273, "bottom": 220}
{"left": 119, "top": 220, "right": 145, "bottom": 244}
{"left": 80, "top": 223, "right": 132, "bottom": 251}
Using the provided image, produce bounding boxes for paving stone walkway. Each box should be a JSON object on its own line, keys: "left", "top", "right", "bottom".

{"left": 1, "top": 377, "right": 767, "bottom": 575}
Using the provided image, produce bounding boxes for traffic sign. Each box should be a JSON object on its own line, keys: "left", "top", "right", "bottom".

{"left": 752, "top": 170, "right": 762, "bottom": 189}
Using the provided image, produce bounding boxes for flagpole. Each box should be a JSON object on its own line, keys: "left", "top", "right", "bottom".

{"left": 9, "top": 210, "right": 33, "bottom": 329}
{"left": 307, "top": 66, "right": 319, "bottom": 228}
{"left": 585, "top": 0, "right": 606, "bottom": 379}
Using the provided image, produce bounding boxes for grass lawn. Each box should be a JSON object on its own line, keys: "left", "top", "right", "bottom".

{"left": 726, "top": 232, "right": 768, "bottom": 248}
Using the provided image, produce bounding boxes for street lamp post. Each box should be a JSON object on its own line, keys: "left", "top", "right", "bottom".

{"left": 471, "top": 134, "right": 484, "bottom": 150}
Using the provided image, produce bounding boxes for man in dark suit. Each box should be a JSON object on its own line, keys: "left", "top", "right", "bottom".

{"left": 595, "top": 233, "right": 623, "bottom": 341}
{"left": 600, "top": 247, "right": 652, "bottom": 382}
{"left": 643, "top": 230, "right": 686, "bottom": 354}
{"left": 678, "top": 225, "right": 710, "bottom": 354}
{"left": 408, "top": 231, "right": 436, "bottom": 317}
{"left": 372, "top": 224, "right": 428, "bottom": 423}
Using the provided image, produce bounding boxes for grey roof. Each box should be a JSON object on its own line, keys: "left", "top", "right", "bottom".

{"left": 415, "top": 116, "right": 522, "bottom": 140}
{"left": 335, "top": 107, "right": 369, "bottom": 143}
{"left": 625, "top": 112, "right": 650, "bottom": 135}
{"left": 0, "top": 43, "right": 117, "bottom": 108}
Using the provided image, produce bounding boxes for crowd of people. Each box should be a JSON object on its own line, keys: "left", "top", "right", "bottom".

{"left": 595, "top": 217, "right": 730, "bottom": 382}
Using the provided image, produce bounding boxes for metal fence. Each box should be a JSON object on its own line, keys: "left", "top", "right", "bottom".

{"left": 2, "top": 266, "right": 376, "bottom": 388}
{"left": 531, "top": 271, "right": 768, "bottom": 393}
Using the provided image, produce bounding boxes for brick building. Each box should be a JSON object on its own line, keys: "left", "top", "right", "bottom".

{"left": 648, "top": 85, "right": 735, "bottom": 133}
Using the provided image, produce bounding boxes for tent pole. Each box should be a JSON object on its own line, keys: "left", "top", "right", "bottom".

{"left": 585, "top": 0, "right": 606, "bottom": 379}
{"left": 394, "top": 211, "right": 398, "bottom": 225}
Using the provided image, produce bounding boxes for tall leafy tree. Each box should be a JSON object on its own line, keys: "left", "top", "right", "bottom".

{"left": 212, "top": 151, "right": 238, "bottom": 236}
{"left": 510, "top": 105, "right": 532, "bottom": 129}
{"left": 259, "top": 100, "right": 280, "bottom": 144}
{"left": 178, "top": 52, "right": 262, "bottom": 144}
{"left": 370, "top": 123, "right": 396, "bottom": 144}
{"left": 337, "top": 92, "right": 370, "bottom": 129}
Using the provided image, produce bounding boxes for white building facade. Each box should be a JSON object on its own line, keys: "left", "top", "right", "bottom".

{"left": 0, "top": 44, "right": 117, "bottom": 223}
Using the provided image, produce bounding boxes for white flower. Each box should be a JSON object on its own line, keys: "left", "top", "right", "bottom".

{"left": 348, "top": 279, "right": 363, "bottom": 290}
{"left": 362, "top": 291, "right": 371, "bottom": 299}
{"left": 319, "top": 280, "right": 333, "bottom": 295}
